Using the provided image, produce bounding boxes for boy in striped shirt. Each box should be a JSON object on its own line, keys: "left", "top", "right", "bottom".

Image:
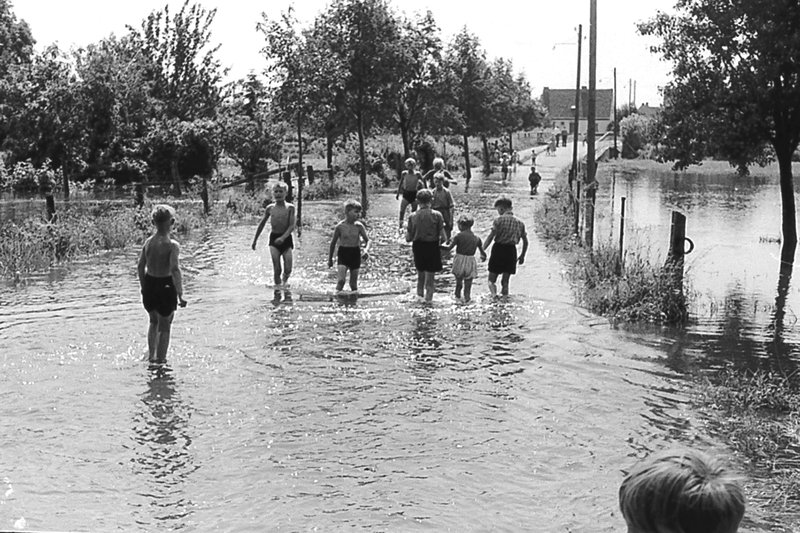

{"left": 483, "top": 195, "right": 528, "bottom": 297}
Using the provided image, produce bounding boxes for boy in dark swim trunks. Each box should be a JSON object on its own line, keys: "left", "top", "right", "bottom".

{"left": 396, "top": 157, "right": 423, "bottom": 229}
{"left": 483, "top": 195, "right": 528, "bottom": 297}
{"left": 137, "top": 204, "right": 187, "bottom": 363}
{"left": 406, "top": 188, "right": 446, "bottom": 302}
{"left": 328, "top": 199, "right": 370, "bottom": 292}
{"left": 252, "top": 181, "right": 296, "bottom": 287}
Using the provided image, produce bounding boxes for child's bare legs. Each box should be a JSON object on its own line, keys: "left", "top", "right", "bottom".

{"left": 488, "top": 272, "right": 498, "bottom": 297}
{"left": 416, "top": 270, "right": 425, "bottom": 298}
{"left": 399, "top": 199, "right": 408, "bottom": 227}
{"left": 500, "top": 273, "right": 511, "bottom": 295}
{"left": 349, "top": 268, "right": 359, "bottom": 291}
{"left": 270, "top": 247, "right": 292, "bottom": 286}
{"left": 463, "top": 278, "right": 474, "bottom": 302}
{"left": 454, "top": 276, "right": 463, "bottom": 299}
{"left": 423, "top": 271, "right": 435, "bottom": 302}
{"left": 336, "top": 265, "right": 348, "bottom": 291}
{"left": 148, "top": 311, "right": 174, "bottom": 363}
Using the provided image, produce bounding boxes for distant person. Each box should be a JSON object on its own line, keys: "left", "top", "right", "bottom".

{"left": 137, "top": 204, "right": 187, "bottom": 364}
{"left": 500, "top": 152, "right": 510, "bottom": 180}
{"left": 619, "top": 449, "right": 745, "bottom": 533}
{"left": 431, "top": 171, "right": 454, "bottom": 241}
{"left": 422, "top": 157, "right": 455, "bottom": 188}
{"left": 483, "top": 195, "right": 528, "bottom": 297}
{"left": 443, "top": 215, "right": 486, "bottom": 302}
{"left": 396, "top": 157, "right": 424, "bottom": 229}
{"left": 328, "top": 199, "right": 370, "bottom": 293}
{"left": 252, "top": 181, "right": 296, "bottom": 287}
{"left": 406, "top": 188, "right": 446, "bottom": 302}
{"left": 528, "top": 165, "right": 542, "bottom": 195}
{"left": 561, "top": 127, "right": 568, "bottom": 147}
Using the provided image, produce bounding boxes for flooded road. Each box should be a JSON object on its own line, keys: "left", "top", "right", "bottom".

{"left": 0, "top": 158, "right": 792, "bottom": 531}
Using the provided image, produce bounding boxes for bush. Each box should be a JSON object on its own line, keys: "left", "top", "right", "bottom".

{"left": 620, "top": 114, "right": 657, "bottom": 158}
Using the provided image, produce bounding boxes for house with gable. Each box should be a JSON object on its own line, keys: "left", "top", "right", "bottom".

{"left": 541, "top": 86, "right": 615, "bottom": 137}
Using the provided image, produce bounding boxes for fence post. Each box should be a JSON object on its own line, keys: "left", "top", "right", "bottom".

{"left": 282, "top": 170, "right": 293, "bottom": 203}
{"left": 573, "top": 181, "right": 581, "bottom": 238}
{"left": 306, "top": 165, "right": 315, "bottom": 184}
{"left": 666, "top": 211, "right": 695, "bottom": 281}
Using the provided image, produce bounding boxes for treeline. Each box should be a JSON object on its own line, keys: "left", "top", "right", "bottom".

{"left": 0, "top": 0, "right": 542, "bottom": 207}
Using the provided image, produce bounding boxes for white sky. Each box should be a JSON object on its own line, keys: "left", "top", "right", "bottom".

{"left": 14, "top": 0, "right": 674, "bottom": 107}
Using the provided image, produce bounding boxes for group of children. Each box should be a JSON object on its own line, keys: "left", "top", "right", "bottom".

{"left": 396, "top": 156, "right": 528, "bottom": 302}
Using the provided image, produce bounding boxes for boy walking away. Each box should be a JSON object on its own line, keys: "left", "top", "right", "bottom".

{"left": 483, "top": 195, "right": 528, "bottom": 297}
{"left": 328, "top": 199, "right": 370, "bottom": 293}
{"left": 431, "top": 171, "right": 454, "bottom": 242}
{"left": 252, "top": 181, "right": 296, "bottom": 288}
{"left": 528, "top": 165, "right": 542, "bottom": 195}
{"left": 138, "top": 204, "right": 187, "bottom": 364}
{"left": 619, "top": 449, "right": 745, "bottom": 533}
{"left": 406, "top": 189, "right": 446, "bottom": 302}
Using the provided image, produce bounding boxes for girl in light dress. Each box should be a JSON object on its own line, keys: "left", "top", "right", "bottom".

{"left": 443, "top": 214, "right": 486, "bottom": 302}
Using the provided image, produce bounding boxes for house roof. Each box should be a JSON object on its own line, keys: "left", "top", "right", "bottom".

{"left": 637, "top": 103, "right": 661, "bottom": 118}
{"left": 541, "top": 87, "right": 614, "bottom": 120}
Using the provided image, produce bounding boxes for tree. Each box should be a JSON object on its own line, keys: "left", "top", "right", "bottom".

{"left": 639, "top": 1, "right": 800, "bottom": 260}
{"left": 314, "top": 0, "right": 401, "bottom": 210}
{"left": 0, "top": 0, "right": 34, "bottom": 77}
{"left": 440, "top": 28, "right": 492, "bottom": 180}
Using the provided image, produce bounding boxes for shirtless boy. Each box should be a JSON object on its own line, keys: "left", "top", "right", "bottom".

{"left": 328, "top": 199, "right": 370, "bottom": 292}
{"left": 252, "top": 181, "right": 296, "bottom": 287}
{"left": 396, "top": 157, "right": 423, "bottom": 229}
{"left": 137, "top": 204, "right": 187, "bottom": 363}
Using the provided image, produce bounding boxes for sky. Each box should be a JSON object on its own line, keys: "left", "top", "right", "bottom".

{"left": 13, "top": 0, "right": 675, "bottom": 107}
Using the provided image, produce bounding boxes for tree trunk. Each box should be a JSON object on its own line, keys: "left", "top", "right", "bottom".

{"left": 296, "top": 115, "right": 304, "bottom": 178}
{"left": 399, "top": 109, "right": 411, "bottom": 158}
{"left": 777, "top": 145, "right": 797, "bottom": 262}
{"left": 171, "top": 157, "right": 182, "bottom": 196}
{"left": 357, "top": 112, "right": 368, "bottom": 211}
{"left": 481, "top": 135, "right": 491, "bottom": 174}
{"left": 462, "top": 134, "right": 472, "bottom": 181}
{"left": 508, "top": 131, "right": 513, "bottom": 151}
{"left": 326, "top": 131, "right": 334, "bottom": 170}
{"left": 62, "top": 161, "right": 70, "bottom": 200}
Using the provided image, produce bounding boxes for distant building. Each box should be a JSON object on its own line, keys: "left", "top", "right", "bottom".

{"left": 637, "top": 103, "right": 662, "bottom": 119}
{"left": 541, "top": 86, "right": 614, "bottom": 136}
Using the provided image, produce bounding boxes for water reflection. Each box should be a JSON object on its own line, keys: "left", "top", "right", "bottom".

{"left": 131, "top": 366, "right": 195, "bottom": 527}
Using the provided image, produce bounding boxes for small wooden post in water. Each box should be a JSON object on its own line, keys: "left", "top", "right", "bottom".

{"left": 666, "top": 211, "right": 695, "bottom": 279}
{"left": 201, "top": 175, "right": 210, "bottom": 215}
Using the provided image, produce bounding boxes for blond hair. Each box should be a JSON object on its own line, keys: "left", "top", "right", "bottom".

{"left": 151, "top": 204, "right": 176, "bottom": 227}
{"left": 619, "top": 449, "right": 745, "bottom": 533}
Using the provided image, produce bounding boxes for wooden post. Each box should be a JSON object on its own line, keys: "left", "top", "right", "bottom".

{"left": 306, "top": 165, "right": 315, "bottom": 184}
{"left": 134, "top": 183, "right": 145, "bottom": 208}
{"left": 666, "top": 211, "right": 695, "bottom": 283}
{"left": 43, "top": 179, "right": 56, "bottom": 222}
{"left": 282, "top": 170, "right": 293, "bottom": 203}
{"left": 570, "top": 24, "right": 582, "bottom": 189}
{"left": 201, "top": 175, "right": 210, "bottom": 215}
{"left": 584, "top": 0, "right": 597, "bottom": 249}
{"left": 573, "top": 181, "right": 581, "bottom": 237}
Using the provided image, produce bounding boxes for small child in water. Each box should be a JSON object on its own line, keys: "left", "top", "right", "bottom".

{"left": 137, "top": 204, "right": 187, "bottom": 364}
{"left": 252, "top": 181, "right": 296, "bottom": 287}
{"left": 328, "top": 199, "right": 370, "bottom": 292}
{"left": 619, "top": 449, "right": 745, "bottom": 533}
{"left": 443, "top": 214, "right": 486, "bottom": 302}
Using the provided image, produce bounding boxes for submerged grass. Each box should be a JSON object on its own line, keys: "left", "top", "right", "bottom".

{"left": 533, "top": 182, "right": 688, "bottom": 324}
{"left": 696, "top": 368, "right": 800, "bottom": 516}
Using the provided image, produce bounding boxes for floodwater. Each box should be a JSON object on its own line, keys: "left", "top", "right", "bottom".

{"left": 0, "top": 161, "right": 795, "bottom": 532}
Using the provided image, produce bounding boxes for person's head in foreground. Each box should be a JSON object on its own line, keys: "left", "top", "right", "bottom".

{"left": 416, "top": 188, "right": 432, "bottom": 205}
{"left": 619, "top": 449, "right": 745, "bottom": 533}
{"left": 151, "top": 204, "right": 176, "bottom": 231}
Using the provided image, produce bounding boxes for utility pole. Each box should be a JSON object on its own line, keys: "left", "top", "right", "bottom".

{"left": 613, "top": 67, "right": 618, "bottom": 158}
{"left": 584, "top": 0, "right": 597, "bottom": 249}
{"left": 570, "top": 24, "right": 582, "bottom": 190}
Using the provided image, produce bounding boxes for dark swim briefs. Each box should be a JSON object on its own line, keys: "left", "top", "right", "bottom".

{"left": 269, "top": 232, "right": 294, "bottom": 254}
{"left": 142, "top": 274, "right": 177, "bottom": 317}
{"left": 488, "top": 243, "right": 518, "bottom": 275}
{"left": 412, "top": 240, "right": 443, "bottom": 273}
{"left": 337, "top": 246, "right": 362, "bottom": 270}
{"left": 402, "top": 190, "right": 417, "bottom": 204}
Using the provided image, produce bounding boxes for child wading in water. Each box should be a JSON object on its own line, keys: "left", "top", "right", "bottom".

{"left": 252, "top": 181, "right": 296, "bottom": 287}
{"left": 431, "top": 171, "right": 454, "bottom": 242}
{"left": 328, "top": 199, "right": 370, "bottom": 292}
{"left": 483, "top": 195, "right": 528, "bottom": 297}
{"left": 396, "top": 157, "right": 423, "bottom": 229}
{"left": 406, "top": 188, "right": 446, "bottom": 302}
{"left": 137, "top": 204, "right": 187, "bottom": 364}
{"left": 443, "top": 215, "right": 486, "bottom": 302}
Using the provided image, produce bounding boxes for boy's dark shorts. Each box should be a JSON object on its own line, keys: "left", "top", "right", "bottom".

{"left": 337, "top": 246, "right": 361, "bottom": 270}
{"left": 488, "top": 243, "right": 518, "bottom": 275}
{"left": 412, "top": 240, "right": 443, "bottom": 273}
{"left": 269, "top": 232, "right": 294, "bottom": 254}
{"left": 142, "top": 274, "right": 177, "bottom": 317}
{"left": 402, "top": 190, "right": 417, "bottom": 204}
